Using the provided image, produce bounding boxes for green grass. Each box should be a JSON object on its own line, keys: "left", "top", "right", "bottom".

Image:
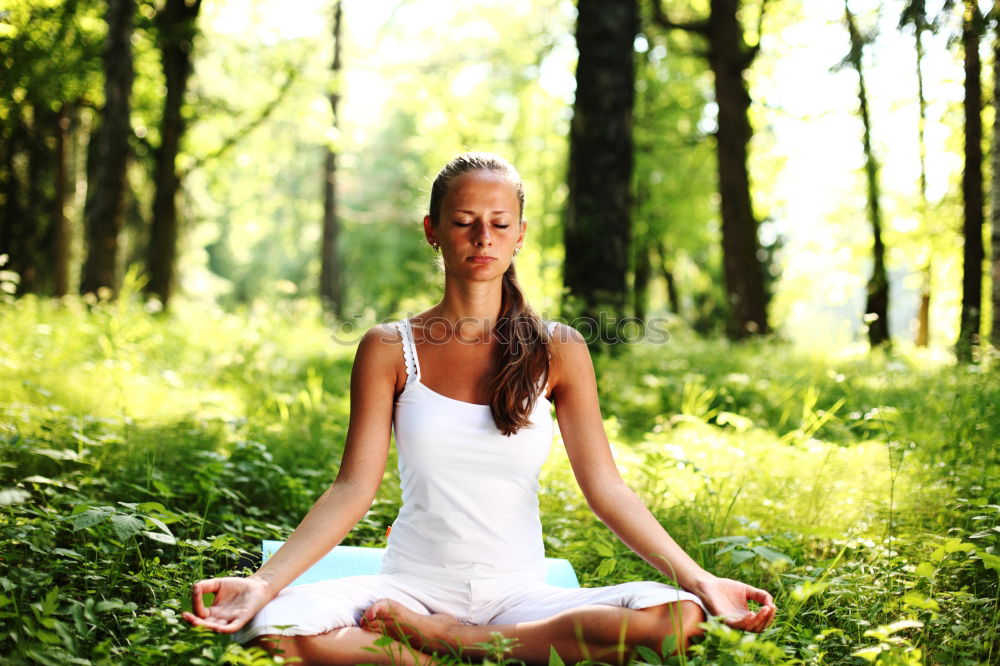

{"left": 1, "top": 290, "right": 998, "bottom": 664}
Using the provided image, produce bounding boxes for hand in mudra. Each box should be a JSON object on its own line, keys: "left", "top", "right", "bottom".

{"left": 182, "top": 576, "right": 273, "bottom": 634}
{"left": 697, "top": 575, "right": 776, "bottom": 633}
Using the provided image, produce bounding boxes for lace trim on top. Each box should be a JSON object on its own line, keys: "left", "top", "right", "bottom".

{"left": 397, "top": 319, "right": 421, "bottom": 385}
{"left": 397, "top": 318, "right": 560, "bottom": 389}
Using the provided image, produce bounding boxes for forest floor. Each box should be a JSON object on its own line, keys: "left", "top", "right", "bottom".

{"left": 1, "top": 291, "right": 998, "bottom": 665}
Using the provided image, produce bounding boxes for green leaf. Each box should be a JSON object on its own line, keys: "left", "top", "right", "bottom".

{"left": 914, "top": 561, "right": 936, "bottom": 578}
{"left": 864, "top": 619, "right": 923, "bottom": 638}
{"left": 943, "top": 539, "right": 975, "bottom": 554}
{"left": 701, "top": 535, "right": 751, "bottom": 546}
{"left": 976, "top": 549, "right": 1000, "bottom": 573}
{"left": 110, "top": 514, "right": 144, "bottom": 541}
{"left": 152, "top": 479, "right": 173, "bottom": 497}
{"left": 35, "top": 629, "right": 62, "bottom": 644}
{"left": 42, "top": 587, "right": 59, "bottom": 615}
{"left": 209, "top": 535, "right": 233, "bottom": 550}
{"left": 593, "top": 541, "right": 614, "bottom": 558}
{"left": 902, "top": 591, "right": 940, "bottom": 612}
{"left": 752, "top": 545, "right": 793, "bottom": 564}
{"left": 595, "top": 557, "right": 617, "bottom": 577}
{"left": 791, "top": 581, "right": 828, "bottom": 601}
{"left": 144, "top": 515, "right": 174, "bottom": 536}
{"left": 715, "top": 411, "right": 753, "bottom": 431}
{"left": 21, "top": 475, "right": 61, "bottom": 486}
{"left": 32, "top": 448, "right": 80, "bottom": 462}
{"left": 729, "top": 549, "right": 756, "bottom": 565}
{"left": 634, "top": 644, "right": 662, "bottom": 663}
{"left": 660, "top": 633, "right": 677, "bottom": 657}
{"left": 852, "top": 646, "right": 883, "bottom": 662}
{"left": 548, "top": 645, "right": 565, "bottom": 666}
{"left": 71, "top": 507, "right": 113, "bottom": 531}
{"left": 136, "top": 501, "right": 170, "bottom": 515}
{"left": 143, "top": 530, "right": 176, "bottom": 545}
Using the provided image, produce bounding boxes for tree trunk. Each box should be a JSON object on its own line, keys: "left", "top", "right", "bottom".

{"left": 993, "top": 20, "right": 1000, "bottom": 349}
{"left": 146, "top": 0, "right": 201, "bottom": 307}
{"left": 564, "top": 0, "right": 637, "bottom": 333}
{"left": 1, "top": 115, "right": 32, "bottom": 294}
{"left": 632, "top": 173, "right": 651, "bottom": 322}
{"left": 0, "top": 119, "right": 17, "bottom": 274}
{"left": 654, "top": 238, "right": 681, "bottom": 316}
{"left": 844, "top": 2, "right": 890, "bottom": 348}
{"left": 632, "top": 233, "right": 651, "bottom": 322}
{"left": 707, "top": 0, "right": 769, "bottom": 339}
{"left": 53, "top": 104, "right": 70, "bottom": 296}
{"left": 320, "top": 1, "right": 344, "bottom": 316}
{"left": 916, "top": 260, "right": 931, "bottom": 347}
{"left": 653, "top": 1, "right": 769, "bottom": 337}
{"left": 958, "top": 0, "right": 984, "bottom": 362}
{"left": 21, "top": 103, "right": 56, "bottom": 294}
{"left": 914, "top": 15, "right": 931, "bottom": 347}
{"left": 81, "top": 0, "right": 135, "bottom": 297}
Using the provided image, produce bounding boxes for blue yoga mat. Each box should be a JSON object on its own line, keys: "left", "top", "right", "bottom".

{"left": 262, "top": 540, "right": 580, "bottom": 588}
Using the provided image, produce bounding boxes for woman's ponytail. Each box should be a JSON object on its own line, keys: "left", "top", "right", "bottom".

{"left": 490, "top": 263, "right": 549, "bottom": 436}
{"left": 427, "top": 152, "right": 551, "bottom": 436}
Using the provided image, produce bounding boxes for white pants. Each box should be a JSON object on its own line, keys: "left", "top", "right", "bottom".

{"left": 234, "top": 570, "right": 707, "bottom": 644}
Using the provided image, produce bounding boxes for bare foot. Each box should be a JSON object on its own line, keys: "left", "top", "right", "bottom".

{"left": 360, "top": 599, "right": 462, "bottom": 654}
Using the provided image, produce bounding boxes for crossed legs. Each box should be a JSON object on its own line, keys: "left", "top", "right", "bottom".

{"left": 250, "top": 626, "right": 436, "bottom": 666}
{"left": 253, "top": 599, "right": 704, "bottom": 665}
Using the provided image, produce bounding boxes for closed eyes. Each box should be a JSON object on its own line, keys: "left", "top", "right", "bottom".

{"left": 452, "top": 221, "right": 510, "bottom": 229}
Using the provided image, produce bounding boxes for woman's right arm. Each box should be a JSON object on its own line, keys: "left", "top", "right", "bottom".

{"left": 182, "top": 325, "right": 401, "bottom": 633}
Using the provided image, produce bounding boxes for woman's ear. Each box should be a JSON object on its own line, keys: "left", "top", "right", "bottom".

{"left": 423, "top": 215, "right": 437, "bottom": 247}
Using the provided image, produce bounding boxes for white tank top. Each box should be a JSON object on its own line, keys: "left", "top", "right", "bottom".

{"left": 380, "top": 318, "right": 557, "bottom": 581}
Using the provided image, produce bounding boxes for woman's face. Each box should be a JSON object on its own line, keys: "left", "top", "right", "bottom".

{"left": 425, "top": 169, "right": 525, "bottom": 282}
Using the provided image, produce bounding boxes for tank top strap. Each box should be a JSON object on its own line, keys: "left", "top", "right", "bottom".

{"left": 395, "top": 318, "right": 422, "bottom": 384}
{"left": 536, "top": 320, "right": 559, "bottom": 395}
{"left": 396, "top": 318, "right": 555, "bottom": 390}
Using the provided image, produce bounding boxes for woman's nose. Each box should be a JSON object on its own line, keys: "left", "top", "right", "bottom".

{"left": 472, "top": 222, "right": 492, "bottom": 245}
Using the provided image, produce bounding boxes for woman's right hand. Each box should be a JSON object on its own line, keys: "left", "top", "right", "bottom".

{"left": 182, "top": 576, "right": 274, "bottom": 634}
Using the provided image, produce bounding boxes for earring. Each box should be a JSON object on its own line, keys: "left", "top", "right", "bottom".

{"left": 513, "top": 247, "right": 520, "bottom": 257}
{"left": 432, "top": 242, "right": 440, "bottom": 253}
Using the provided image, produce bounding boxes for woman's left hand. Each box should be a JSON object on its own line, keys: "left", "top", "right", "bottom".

{"left": 693, "top": 575, "right": 776, "bottom": 632}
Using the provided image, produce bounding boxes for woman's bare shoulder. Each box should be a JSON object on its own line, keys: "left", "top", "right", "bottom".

{"left": 546, "top": 321, "right": 586, "bottom": 348}
{"left": 347, "top": 323, "right": 407, "bottom": 399}
{"left": 364, "top": 321, "right": 403, "bottom": 344}
{"left": 352, "top": 323, "right": 404, "bottom": 368}
{"left": 545, "top": 322, "right": 591, "bottom": 395}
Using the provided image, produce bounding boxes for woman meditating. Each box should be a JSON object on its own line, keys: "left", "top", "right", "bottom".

{"left": 182, "top": 152, "right": 776, "bottom": 665}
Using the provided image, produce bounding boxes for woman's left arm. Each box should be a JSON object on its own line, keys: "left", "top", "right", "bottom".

{"left": 549, "top": 326, "right": 776, "bottom": 632}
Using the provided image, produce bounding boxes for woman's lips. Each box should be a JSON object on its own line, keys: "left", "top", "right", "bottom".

{"left": 468, "top": 256, "right": 496, "bottom": 264}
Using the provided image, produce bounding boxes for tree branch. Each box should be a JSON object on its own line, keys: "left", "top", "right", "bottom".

{"left": 651, "top": 0, "right": 709, "bottom": 35}
{"left": 181, "top": 66, "right": 299, "bottom": 178}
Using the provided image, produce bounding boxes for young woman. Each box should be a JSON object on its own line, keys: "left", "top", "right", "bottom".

{"left": 183, "top": 153, "right": 776, "bottom": 665}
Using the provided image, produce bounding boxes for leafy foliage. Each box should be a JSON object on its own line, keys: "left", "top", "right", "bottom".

{"left": 1, "top": 291, "right": 998, "bottom": 663}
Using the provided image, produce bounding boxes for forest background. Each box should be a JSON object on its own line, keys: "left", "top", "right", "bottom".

{"left": 2, "top": 0, "right": 1000, "bottom": 664}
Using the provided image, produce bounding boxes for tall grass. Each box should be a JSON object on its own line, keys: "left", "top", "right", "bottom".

{"left": 1, "top": 291, "right": 997, "bottom": 664}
